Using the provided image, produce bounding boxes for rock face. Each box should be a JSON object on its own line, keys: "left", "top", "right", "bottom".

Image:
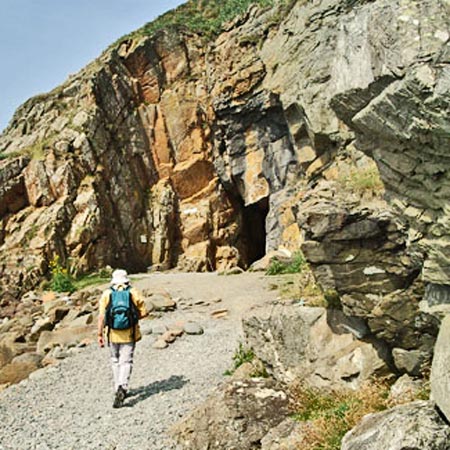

{"left": 341, "top": 401, "right": 450, "bottom": 450}
{"left": 243, "top": 304, "right": 389, "bottom": 388}
{"left": 0, "top": 0, "right": 449, "bottom": 370}
{"left": 431, "top": 314, "right": 450, "bottom": 422}
{"left": 171, "top": 378, "right": 289, "bottom": 450}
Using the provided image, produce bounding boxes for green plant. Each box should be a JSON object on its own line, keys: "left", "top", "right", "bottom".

{"left": 338, "top": 165, "right": 384, "bottom": 198}
{"left": 266, "top": 251, "right": 306, "bottom": 275}
{"left": 224, "top": 342, "right": 255, "bottom": 375}
{"left": 72, "top": 271, "right": 111, "bottom": 290}
{"left": 112, "top": 0, "right": 289, "bottom": 48}
{"left": 49, "top": 255, "right": 75, "bottom": 293}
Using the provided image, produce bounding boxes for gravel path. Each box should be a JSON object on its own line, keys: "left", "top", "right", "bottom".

{"left": 0, "top": 272, "right": 278, "bottom": 450}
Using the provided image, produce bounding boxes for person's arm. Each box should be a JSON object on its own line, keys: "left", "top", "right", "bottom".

{"left": 132, "top": 288, "right": 148, "bottom": 319}
{"left": 97, "top": 291, "right": 108, "bottom": 347}
{"left": 97, "top": 312, "right": 105, "bottom": 347}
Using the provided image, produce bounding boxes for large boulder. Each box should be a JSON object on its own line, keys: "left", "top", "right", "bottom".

{"left": 431, "top": 314, "right": 450, "bottom": 422}
{"left": 341, "top": 401, "right": 450, "bottom": 450}
{"left": 243, "top": 304, "right": 389, "bottom": 389}
{"left": 171, "top": 378, "right": 289, "bottom": 450}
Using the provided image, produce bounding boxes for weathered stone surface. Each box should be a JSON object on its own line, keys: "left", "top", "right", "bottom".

{"left": 36, "top": 326, "right": 94, "bottom": 354}
{"left": 243, "top": 305, "right": 388, "bottom": 388}
{"left": 260, "top": 418, "right": 307, "bottom": 450}
{"left": 431, "top": 314, "right": 450, "bottom": 422}
{"left": 172, "top": 378, "right": 289, "bottom": 450}
{"left": 341, "top": 401, "right": 450, "bottom": 450}
{"left": 183, "top": 322, "right": 204, "bottom": 335}
{"left": 388, "top": 374, "right": 423, "bottom": 405}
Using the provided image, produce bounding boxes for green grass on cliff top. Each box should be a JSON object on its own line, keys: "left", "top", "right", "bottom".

{"left": 116, "top": 0, "right": 281, "bottom": 45}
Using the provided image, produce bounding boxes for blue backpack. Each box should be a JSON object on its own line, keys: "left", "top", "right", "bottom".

{"left": 105, "top": 286, "right": 140, "bottom": 339}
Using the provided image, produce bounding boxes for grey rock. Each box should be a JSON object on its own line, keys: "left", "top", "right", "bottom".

{"left": 172, "top": 378, "right": 289, "bottom": 450}
{"left": 431, "top": 314, "right": 450, "bottom": 422}
{"left": 341, "top": 401, "right": 450, "bottom": 450}
{"left": 243, "top": 304, "right": 388, "bottom": 388}
{"left": 183, "top": 322, "right": 204, "bottom": 335}
{"left": 392, "top": 348, "right": 427, "bottom": 377}
{"left": 151, "top": 324, "right": 168, "bottom": 335}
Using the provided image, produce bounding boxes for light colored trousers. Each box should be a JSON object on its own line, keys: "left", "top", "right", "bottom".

{"left": 109, "top": 343, "right": 135, "bottom": 391}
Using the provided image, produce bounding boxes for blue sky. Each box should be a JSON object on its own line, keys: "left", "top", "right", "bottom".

{"left": 0, "top": 0, "right": 186, "bottom": 132}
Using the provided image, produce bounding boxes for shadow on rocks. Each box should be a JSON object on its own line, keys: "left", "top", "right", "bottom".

{"left": 125, "top": 375, "right": 189, "bottom": 407}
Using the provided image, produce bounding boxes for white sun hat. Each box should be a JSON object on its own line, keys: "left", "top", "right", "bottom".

{"left": 111, "top": 269, "right": 130, "bottom": 285}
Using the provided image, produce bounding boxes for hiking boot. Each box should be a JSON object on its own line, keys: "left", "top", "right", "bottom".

{"left": 113, "top": 386, "right": 126, "bottom": 408}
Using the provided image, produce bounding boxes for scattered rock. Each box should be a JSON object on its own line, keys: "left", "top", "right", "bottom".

{"left": 152, "top": 339, "right": 169, "bottom": 350}
{"left": 151, "top": 324, "right": 168, "bottom": 335}
{"left": 162, "top": 331, "right": 177, "bottom": 344}
{"left": 149, "top": 293, "right": 177, "bottom": 312}
{"left": 183, "top": 322, "right": 204, "bottom": 335}
{"left": 211, "top": 308, "right": 229, "bottom": 319}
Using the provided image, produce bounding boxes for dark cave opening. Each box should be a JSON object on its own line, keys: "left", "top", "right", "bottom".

{"left": 240, "top": 197, "right": 269, "bottom": 267}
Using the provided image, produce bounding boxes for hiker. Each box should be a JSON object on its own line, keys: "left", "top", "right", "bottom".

{"left": 97, "top": 269, "right": 147, "bottom": 408}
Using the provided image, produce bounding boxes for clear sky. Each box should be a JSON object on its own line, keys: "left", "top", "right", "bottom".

{"left": 0, "top": 0, "right": 186, "bottom": 132}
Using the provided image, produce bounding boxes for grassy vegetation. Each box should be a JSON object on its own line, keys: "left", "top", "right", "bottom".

{"left": 338, "top": 165, "right": 384, "bottom": 198}
{"left": 224, "top": 342, "right": 256, "bottom": 376}
{"left": 114, "top": 0, "right": 294, "bottom": 47}
{"left": 72, "top": 272, "right": 111, "bottom": 290}
{"left": 266, "top": 251, "right": 307, "bottom": 276}
{"left": 289, "top": 381, "right": 390, "bottom": 450}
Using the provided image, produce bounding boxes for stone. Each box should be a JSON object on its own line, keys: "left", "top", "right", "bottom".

{"left": 139, "top": 320, "right": 153, "bottom": 335}
{"left": 149, "top": 294, "right": 177, "bottom": 311}
{"left": 29, "top": 317, "right": 54, "bottom": 341}
{"left": 152, "top": 339, "right": 168, "bottom": 349}
{"left": 151, "top": 324, "right": 168, "bottom": 335}
{"left": 0, "top": 360, "right": 40, "bottom": 385}
{"left": 341, "top": 401, "right": 450, "bottom": 450}
{"left": 388, "top": 374, "right": 423, "bottom": 405}
{"left": 36, "top": 326, "right": 95, "bottom": 354}
{"left": 392, "top": 348, "right": 427, "bottom": 377}
{"left": 183, "top": 322, "right": 204, "bottom": 335}
{"left": 431, "top": 314, "right": 450, "bottom": 422}
{"left": 172, "top": 378, "right": 289, "bottom": 450}
{"left": 161, "top": 331, "right": 177, "bottom": 343}
{"left": 243, "top": 304, "right": 388, "bottom": 389}
{"left": 261, "top": 418, "right": 307, "bottom": 450}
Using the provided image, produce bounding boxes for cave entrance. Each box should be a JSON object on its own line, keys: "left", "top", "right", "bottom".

{"left": 241, "top": 197, "right": 269, "bottom": 267}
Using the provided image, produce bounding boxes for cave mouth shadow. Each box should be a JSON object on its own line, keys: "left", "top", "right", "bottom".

{"left": 241, "top": 197, "right": 269, "bottom": 266}
{"left": 124, "top": 375, "right": 189, "bottom": 407}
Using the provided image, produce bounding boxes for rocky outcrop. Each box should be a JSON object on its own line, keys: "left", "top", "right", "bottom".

{"left": 243, "top": 304, "right": 389, "bottom": 388}
{"left": 431, "top": 314, "right": 450, "bottom": 422}
{"left": 341, "top": 401, "right": 450, "bottom": 450}
{"left": 0, "top": 0, "right": 449, "bottom": 377}
{"left": 171, "top": 377, "right": 289, "bottom": 450}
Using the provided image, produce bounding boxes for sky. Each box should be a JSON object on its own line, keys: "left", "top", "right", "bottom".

{"left": 0, "top": 0, "right": 186, "bottom": 132}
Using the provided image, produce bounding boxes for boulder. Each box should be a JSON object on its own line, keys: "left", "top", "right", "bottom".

{"left": 183, "top": 322, "right": 204, "bottom": 335}
{"left": 431, "top": 314, "right": 450, "bottom": 421}
{"left": 243, "top": 305, "right": 388, "bottom": 389}
{"left": 341, "top": 401, "right": 450, "bottom": 450}
{"left": 37, "top": 326, "right": 95, "bottom": 354}
{"left": 260, "top": 418, "right": 307, "bottom": 450}
{"left": 148, "top": 293, "right": 177, "bottom": 311}
{"left": 388, "top": 374, "right": 424, "bottom": 405}
{"left": 172, "top": 378, "right": 289, "bottom": 450}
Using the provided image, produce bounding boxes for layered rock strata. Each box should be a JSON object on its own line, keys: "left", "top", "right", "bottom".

{"left": 0, "top": 0, "right": 449, "bottom": 373}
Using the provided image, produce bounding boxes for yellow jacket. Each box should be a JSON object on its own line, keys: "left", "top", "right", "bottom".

{"left": 99, "top": 284, "right": 147, "bottom": 343}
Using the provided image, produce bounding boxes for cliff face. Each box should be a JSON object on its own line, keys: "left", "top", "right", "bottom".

{"left": 1, "top": 0, "right": 449, "bottom": 358}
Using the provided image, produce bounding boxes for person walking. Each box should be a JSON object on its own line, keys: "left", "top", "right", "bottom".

{"left": 97, "top": 269, "right": 147, "bottom": 408}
